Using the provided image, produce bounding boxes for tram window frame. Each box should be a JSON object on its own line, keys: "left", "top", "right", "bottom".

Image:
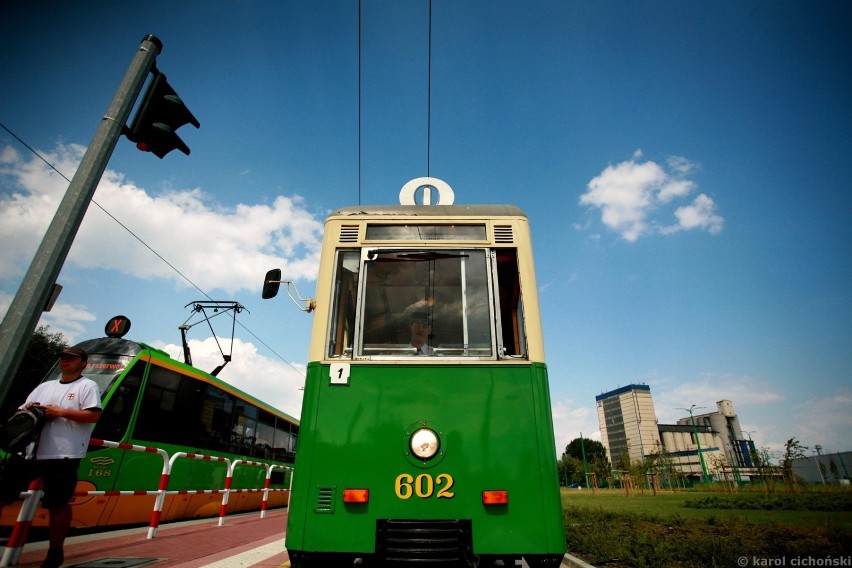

{"left": 231, "top": 403, "right": 258, "bottom": 455}
{"left": 91, "top": 360, "right": 145, "bottom": 444}
{"left": 494, "top": 249, "right": 528, "bottom": 358}
{"left": 134, "top": 365, "right": 208, "bottom": 448}
{"left": 326, "top": 250, "right": 361, "bottom": 358}
{"left": 205, "top": 385, "right": 236, "bottom": 452}
{"left": 255, "top": 410, "right": 276, "bottom": 459}
{"left": 365, "top": 223, "right": 487, "bottom": 241}
{"left": 325, "top": 246, "right": 530, "bottom": 361}
{"left": 356, "top": 248, "right": 497, "bottom": 359}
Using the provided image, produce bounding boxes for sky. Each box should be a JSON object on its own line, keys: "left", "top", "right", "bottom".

{"left": 1, "top": 1, "right": 850, "bottom": 462}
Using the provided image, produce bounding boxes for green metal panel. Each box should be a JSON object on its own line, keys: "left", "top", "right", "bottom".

{"left": 287, "top": 361, "right": 565, "bottom": 556}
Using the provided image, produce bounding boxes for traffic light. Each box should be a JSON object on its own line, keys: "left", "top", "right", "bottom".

{"left": 128, "top": 72, "right": 199, "bottom": 158}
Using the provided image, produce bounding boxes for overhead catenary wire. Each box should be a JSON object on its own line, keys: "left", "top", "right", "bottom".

{"left": 357, "top": 0, "right": 434, "bottom": 198}
{"left": 0, "top": 120, "right": 304, "bottom": 377}
{"left": 427, "top": 0, "right": 432, "bottom": 177}
{"left": 358, "top": 0, "right": 362, "bottom": 206}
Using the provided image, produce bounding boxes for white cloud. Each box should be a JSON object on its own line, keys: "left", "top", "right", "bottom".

{"left": 551, "top": 398, "right": 600, "bottom": 456}
{"left": 0, "top": 292, "right": 97, "bottom": 345}
{"left": 793, "top": 387, "right": 852, "bottom": 452}
{"left": 653, "top": 372, "right": 784, "bottom": 424}
{"left": 657, "top": 179, "right": 695, "bottom": 203}
{"left": 666, "top": 155, "right": 697, "bottom": 175}
{"left": 578, "top": 152, "right": 723, "bottom": 242}
{"left": 0, "top": 143, "right": 324, "bottom": 294}
{"left": 579, "top": 159, "right": 663, "bottom": 242}
{"left": 672, "top": 194, "right": 724, "bottom": 234}
{"left": 39, "top": 302, "right": 99, "bottom": 344}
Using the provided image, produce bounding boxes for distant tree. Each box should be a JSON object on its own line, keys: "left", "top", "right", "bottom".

{"left": 781, "top": 437, "right": 808, "bottom": 485}
{"left": 557, "top": 455, "right": 585, "bottom": 485}
{"left": 0, "top": 325, "right": 67, "bottom": 419}
{"left": 559, "top": 438, "right": 610, "bottom": 487}
{"left": 615, "top": 450, "right": 632, "bottom": 472}
{"left": 563, "top": 438, "right": 607, "bottom": 463}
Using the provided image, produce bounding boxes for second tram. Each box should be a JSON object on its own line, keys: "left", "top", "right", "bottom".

{"left": 1, "top": 320, "right": 299, "bottom": 530}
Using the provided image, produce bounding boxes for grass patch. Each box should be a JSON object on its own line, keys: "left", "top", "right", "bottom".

{"left": 563, "top": 488, "right": 852, "bottom": 567}
{"left": 684, "top": 492, "right": 852, "bottom": 512}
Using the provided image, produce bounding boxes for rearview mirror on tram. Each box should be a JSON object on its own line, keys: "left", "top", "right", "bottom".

{"left": 262, "top": 268, "right": 282, "bottom": 299}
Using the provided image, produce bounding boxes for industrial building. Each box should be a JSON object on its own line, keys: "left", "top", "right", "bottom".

{"left": 595, "top": 384, "right": 757, "bottom": 482}
{"left": 791, "top": 449, "right": 851, "bottom": 485}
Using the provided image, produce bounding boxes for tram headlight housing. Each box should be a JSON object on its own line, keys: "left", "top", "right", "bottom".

{"left": 409, "top": 428, "right": 439, "bottom": 460}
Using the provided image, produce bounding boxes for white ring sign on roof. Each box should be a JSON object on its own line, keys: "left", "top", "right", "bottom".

{"left": 399, "top": 177, "right": 455, "bottom": 206}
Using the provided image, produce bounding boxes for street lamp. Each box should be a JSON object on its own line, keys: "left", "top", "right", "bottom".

{"left": 676, "top": 405, "right": 710, "bottom": 483}
{"left": 813, "top": 448, "right": 827, "bottom": 485}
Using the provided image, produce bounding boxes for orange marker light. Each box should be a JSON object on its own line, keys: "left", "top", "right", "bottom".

{"left": 481, "top": 490, "right": 508, "bottom": 505}
{"left": 343, "top": 489, "right": 369, "bottom": 503}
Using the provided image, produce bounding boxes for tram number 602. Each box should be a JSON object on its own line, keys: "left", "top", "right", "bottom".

{"left": 395, "top": 473, "right": 455, "bottom": 500}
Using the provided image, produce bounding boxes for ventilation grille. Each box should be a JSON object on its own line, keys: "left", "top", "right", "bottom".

{"left": 314, "top": 486, "right": 336, "bottom": 513}
{"left": 339, "top": 225, "right": 360, "bottom": 243}
{"left": 376, "top": 519, "right": 472, "bottom": 565}
{"left": 493, "top": 225, "right": 514, "bottom": 243}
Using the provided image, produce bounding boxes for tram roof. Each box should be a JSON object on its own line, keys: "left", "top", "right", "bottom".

{"left": 76, "top": 337, "right": 145, "bottom": 358}
{"left": 328, "top": 204, "right": 528, "bottom": 219}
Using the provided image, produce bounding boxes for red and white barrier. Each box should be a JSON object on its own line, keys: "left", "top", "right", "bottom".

{"left": 0, "top": 480, "right": 43, "bottom": 567}
{"left": 151, "top": 451, "right": 231, "bottom": 538}
{"left": 261, "top": 464, "right": 294, "bottom": 518}
{"left": 1, "top": 439, "right": 294, "bottom": 565}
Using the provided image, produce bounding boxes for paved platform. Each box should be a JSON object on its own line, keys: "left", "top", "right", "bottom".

{"left": 7, "top": 509, "right": 289, "bottom": 568}
{"left": 6, "top": 509, "right": 590, "bottom": 568}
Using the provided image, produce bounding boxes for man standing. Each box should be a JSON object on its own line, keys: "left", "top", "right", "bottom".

{"left": 0, "top": 346, "right": 102, "bottom": 568}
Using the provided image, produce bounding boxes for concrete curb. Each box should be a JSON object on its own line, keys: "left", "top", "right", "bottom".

{"left": 563, "top": 552, "right": 597, "bottom": 568}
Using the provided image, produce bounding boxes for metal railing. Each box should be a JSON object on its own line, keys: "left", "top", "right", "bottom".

{"left": 1, "top": 438, "right": 294, "bottom": 566}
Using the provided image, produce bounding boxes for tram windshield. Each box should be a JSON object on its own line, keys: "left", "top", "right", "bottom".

{"left": 40, "top": 354, "right": 135, "bottom": 396}
{"left": 327, "top": 247, "right": 530, "bottom": 360}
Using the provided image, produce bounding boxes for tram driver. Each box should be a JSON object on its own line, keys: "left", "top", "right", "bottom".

{"left": 408, "top": 311, "right": 435, "bottom": 355}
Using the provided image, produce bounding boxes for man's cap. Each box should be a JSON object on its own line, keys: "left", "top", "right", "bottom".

{"left": 410, "top": 312, "right": 432, "bottom": 322}
{"left": 60, "top": 346, "right": 88, "bottom": 361}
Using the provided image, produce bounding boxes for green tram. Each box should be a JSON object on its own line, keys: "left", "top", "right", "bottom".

{"left": 268, "top": 179, "right": 565, "bottom": 567}
{"left": 1, "top": 320, "right": 299, "bottom": 530}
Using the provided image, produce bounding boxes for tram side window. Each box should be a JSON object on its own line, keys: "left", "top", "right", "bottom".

{"left": 204, "top": 385, "right": 236, "bottom": 452}
{"left": 92, "top": 361, "right": 145, "bottom": 443}
{"left": 272, "top": 420, "right": 297, "bottom": 462}
{"left": 230, "top": 404, "right": 258, "bottom": 455}
{"left": 255, "top": 410, "right": 276, "bottom": 459}
{"left": 134, "top": 366, "right": 206, "bottom": 448}
{"left": 495, "top": 249, "right": 527, "bottom": 357}
{"left": 327, "top": 250, "right": 360, "bottom": 358}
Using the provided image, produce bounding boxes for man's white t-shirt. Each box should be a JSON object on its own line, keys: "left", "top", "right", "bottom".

{"left": 25, "top": 376, "right": 102, "bottom": 459}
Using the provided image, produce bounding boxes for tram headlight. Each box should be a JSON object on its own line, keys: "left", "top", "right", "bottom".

{"left": 409, "top": 428, "right": 439, "bottom": 460}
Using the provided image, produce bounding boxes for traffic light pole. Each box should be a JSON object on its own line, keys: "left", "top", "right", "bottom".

{"left": 0, "top": 35, "right": 162, "bottom": 409}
